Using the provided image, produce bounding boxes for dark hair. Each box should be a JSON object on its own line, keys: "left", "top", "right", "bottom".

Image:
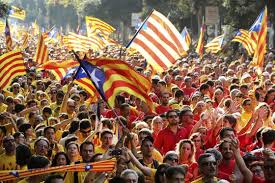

{"left": 43, "top": 126, "right": 56, "bottom": 135}
{"left": 205, "top": 148, "right": 222, "bottom": 162}
{"left": 79, "top": 119, "right": 91, "bottom": 130}
{"left": 206, "top": 80, "right": 214, "bottom": 87}
{"left": 120, "top": 103, "right": 130, "bottom": 110}
{"left": 77, "top": 112, "right": 89, "bottom": 120}
{"left": 261, "top": 128, "right": 275, "bottom": 145}
{"left": 165, "top": 166, "right": 186, "bottom": 179}
{"left": 219, "top": 127, "right": 234, "bottom": 138}
{"left": 242, "top": 98, "right": 251, "bottom": 106}
{"left": 45, "top": 174, "right": 64, "bottom": 183}
{"left": 243, "top": 153, "right": 257, "bottom": 167}
{"left": 175, "top": 90, "right": 184, "bottom": 98}
{"left": 102, "top": 119, "right": 113, "bottom": 130}
{"left": 141, "top": 136, "right": 154, "bottom": 147}
{"left": 199, "top": 83, "right": 209, "bottom": 92}
{"left": 15, "top": 104, "right": 25, "bottom": 113}
{"left": 42, "top": 106, "right": 52, "bottom": 115}
{"left": 179, "top": 108, "right": 192, "bottom": 118}
{"left": 166, "top": 110, "right": 178, "bottom": 118}
{"left": 229, "top": 84, "right": 239, "bottom": 91}
{"left": 240, "top": 84, "right": 248, "bottom": 90}
{"left": 16, "top": 144, "right": 32, "bottom": 166}
{"left": 51, "top": 152, "right": 70, "bottom": 167}
{"left": 27, "top": 155, "right": 50, "bottom": 169}
{"left": 155, "top": 164, "right": 171, "bottom": 183}
{"left": 80, "top": 141, "right": 94, "bottom": 152}
{"left": 13, "top": 131, "right": 23, "bottom": 139}
{"left": 223, "top": 114, "right": 237, "bottom": 128}
{"left": 198, "top": 153, "right": 215, "bottom": 166}
{"left": 68, "top": 120, "right": 79, "bottom": 134}
{"left": 109, "top": 176, "right": 126, "bottom": 183}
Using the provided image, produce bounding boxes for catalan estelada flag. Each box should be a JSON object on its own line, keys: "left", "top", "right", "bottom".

{"left": 232, "top": 29, "right": 256, "bottom": 56}
{"left": 0, "top": 51, "right": 26, "bottom": 90}
{"left": 34, "top": 34, "right": 49, "bottom": 65}
{"left": 181, "top": 26, "right": 191, "bottom": 51}
{"left": 205, "top": 34, "right": 224, "bottom": 54}
{"left": 77, "top": 58, "right": 153, "bottom": 109}
{"left": 250, "top": 7, "right": 268, "bottom": 71}
{"left": 196, "top": 23, "right": 206, "bottom": 58}
{"left": 86, "top": 16, "right": 115, "bottom": 37}
{"left": 5, "top": 19, "right": 13, "bottom": 51}
{"left": 9, "top": 6, "right": 26, "bottom": 21}
{"left": 127, "top": 10, "right": 187, "bottom": 72}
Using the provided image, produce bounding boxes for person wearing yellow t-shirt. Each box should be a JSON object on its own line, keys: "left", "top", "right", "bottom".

{"left": 94, "top": 129, "right": 113, "bottom": 154}
{"left": 0, "top": 135, "right": 19, "bottom": 170}
{"left": 239, "top": 99, "right": 253, "bottom": 130}
{"left": 43, "top": 126, "right": 64, "bottom": 159}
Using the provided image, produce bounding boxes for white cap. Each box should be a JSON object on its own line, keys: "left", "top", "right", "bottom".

{"left": 241, "top": 72, "right": 251, "bottom": 80}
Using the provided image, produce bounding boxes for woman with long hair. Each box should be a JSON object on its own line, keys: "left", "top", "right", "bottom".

{"left": 176, "top": 139, "right": 198, "bottom": 182}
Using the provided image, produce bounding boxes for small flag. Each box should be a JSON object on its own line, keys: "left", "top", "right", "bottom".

{"left": 181, "top": 26, "right": 191, "bottom": 51}
{"left": 9, "top": 6, "right": 26, "bottom": 21}
{"left": 196, "top": 21, "right": 206, "bottom": 58}
{"left": 5, "top": 19, "right": 13, "bottom": 51}
{"left": 205, "top": 34, "right": 224, "bottom": 54}
{"left": 33, "top": 34, "right": 49, "bottom": 65}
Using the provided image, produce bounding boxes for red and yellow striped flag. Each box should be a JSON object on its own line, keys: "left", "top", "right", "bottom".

{"left": 232, "top": 29, "right": 256, "bottom": 56}
{"left": 196, "top": 23, "right": 206, "bottom": 58}
{"left": 251, "top": 7, "right": 267, "bottom": 72}
{"left": 86, "top": 16, "right": 115, "bottom": 37}
{"left": 5, "top": 19, "right": 13, "bottom": 51}
{"left": 0, "top": 50, "right": 26, "bottom": 90}
{"left": 34, "top": 34, "right": 49, "bottom": 65}
{"left": 21, "top": 33, "right": 29, "bottom": 49}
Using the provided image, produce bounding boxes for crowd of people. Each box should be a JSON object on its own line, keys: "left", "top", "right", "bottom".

{"left": 0, "top": 28, "right": 274, "bottom": 183}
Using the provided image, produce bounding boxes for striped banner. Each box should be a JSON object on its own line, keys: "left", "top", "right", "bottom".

{"left": 86, "top": 16, "right": 115, "bottom": 37}
{"left": 0, "top": 159, "right": 116, "bottom": 181}
{"left": 128, "top": 10, "right": 187, "bottom": 72}
{"left": 205, "top": 34, "right": 224, "bottom": 54}
{"left": 232, "top": 29, "right": 256, "bottom": 56}
{"left": 34, "top": 34, "right": 49, "bottom": 65}
{"left": 9, "top": 6, "right": 26, "bottom": 21}
{"left": 196, "top": 23, "right": 206, "bottom": 58}
{"left": 0, "top": 50, "right": 26, "bottom": 90}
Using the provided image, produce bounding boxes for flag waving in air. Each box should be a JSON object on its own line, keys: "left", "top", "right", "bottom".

{"left": 181, "top": 26, "right": 191, "bottom": 51}
{"left": 0, "top": 50, "right": 26, "bottom": 90}
{"left": 76, "top": 58, "right": 153, "bottom": 109}
{"left": 33, "top": 34, "right": 49, "bottom": 65}
{"left": 86, "top": 16, "right": 115, "bottom": 37}
{"left": 232, "top": 29, "right": 256, "bottom": 56}
{"left": 205, "top": 34, "right": 224, "bottom": 54}
{"left": 196, "top": 22, "right": 206, "bottom": 58}
{"left": 250, "top": 7, "right": 268, "bottom": 71}
{"left": 9, "top": 6, "right": 26, "bottom": 21}
{"left": 127, "top": 10, "right": 187, "bottom": 72}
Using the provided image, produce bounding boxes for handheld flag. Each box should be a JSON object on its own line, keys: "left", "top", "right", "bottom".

{"left": 205, "top": 34, "right": 224, "bottom": 54}
{"left": 86, "top": 16, "right": 115, "bottom": 37}
{"left": 34, "top": 34, "right": 49, "bottom": 65}
{"left": 250, "top": 7, "right": 268, "bottom": 72}
{"left": 232, "top": 29, "right": 256, "bottom": 56}
{"left": 5, "top": 19, "right": 13, "bottom": 51}
{"left": 9, "top": 6, "right": 26, "bottom": 20}
{"left": 181, "top": 26, "right": 191, "bottom": 51}
{"left": 127, "top": 10, "right": 187, "bottom": 72}
{"left": 196, "top": 21, "right": 206, "bottom": 58}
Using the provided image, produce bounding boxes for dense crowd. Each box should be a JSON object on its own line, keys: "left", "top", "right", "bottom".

{"left": 0, "top": 32, "right": 274, "bottom": 183}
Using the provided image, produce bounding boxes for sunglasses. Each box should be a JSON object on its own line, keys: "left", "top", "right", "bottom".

{"left": 167, "top": 156, "right": 179, "bottom": 162}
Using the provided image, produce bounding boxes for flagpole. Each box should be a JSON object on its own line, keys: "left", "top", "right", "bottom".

{"left": 125, "top": 9, "right": 154, "bottom": 48}
{"left": 72, "top": 51, "right": 126, "bottom": 128}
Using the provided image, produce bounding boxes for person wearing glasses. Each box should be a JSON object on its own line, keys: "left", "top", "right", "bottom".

{"left": 154, "top": 110, "right": 188, "bottom": 155}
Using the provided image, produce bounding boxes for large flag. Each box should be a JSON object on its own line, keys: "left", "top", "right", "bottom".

{"left": 5, "top": 19, "right": 13, "bottom": 51}
{"left": 232, "top": 29, "right": 256, "bottom": 56}
{"left": 196, "top": 23, "right": 206, "bottom": 58}
{"left": 77, "top": 58, "right": 153, "bottom": 109}
{"left": 0, "top": 51, "right": 26, "bottom": 90}
{"left": 205, "top": 34, "right": 224, "bottom": 54}
{"left": 250, "top": 7, "right": 268, "bottom": 71}
{"left": 181, "top": 26, "right": 191, "bottom": 51}
{"left": 9, "top": 6, "right": 26, "bottom": 20}
{"left": 86, "top": 16, "right": 115, "bottom": 37}
{"left": 127, "top": 10, "right": 187, "bottom": 72}
{"left": 34, "top": 34, "right": 49, "bottom": 65}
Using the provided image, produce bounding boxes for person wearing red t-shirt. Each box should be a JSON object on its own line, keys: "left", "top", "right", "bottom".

{"left": 151, "top": 116, "right": 163, "bottom": 140}
{"left": 154, "top": 110, "right": 188, "bottom": 155}
{"left": 217, "top": 140, "right": 239, "bottom": 182}
{"left": 179, "top": 108, "right": 194, "bottom": 137}
{"left": 155, "top": 92, "right": 172, "bottom": 115}
{"left": 181, "top": 76, "right": 196, "bottom": 100}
